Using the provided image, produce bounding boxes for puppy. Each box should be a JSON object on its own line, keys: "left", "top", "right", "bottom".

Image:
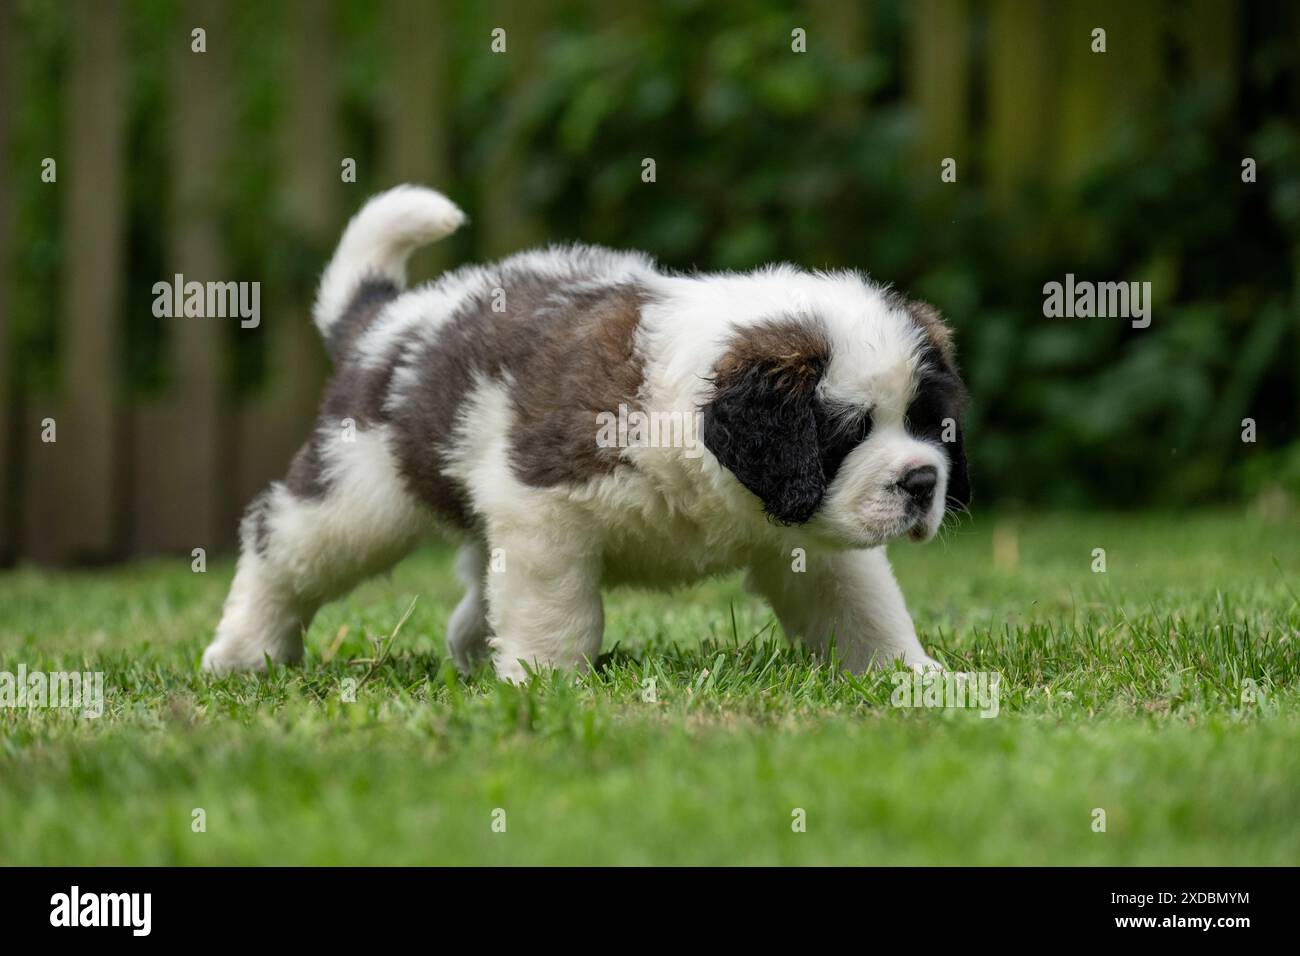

{"left": 202, "top": 185, "right": 970, "bottom": 680}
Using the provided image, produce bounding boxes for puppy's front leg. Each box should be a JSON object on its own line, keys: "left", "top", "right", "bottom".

{"left": 483, "top": 525, "right": 605, "bottom": 683}
{"left": 748, "top": 547, "right": 940, "bottom": 673}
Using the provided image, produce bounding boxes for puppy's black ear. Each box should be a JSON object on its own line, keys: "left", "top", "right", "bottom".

{"left": 945, "top": 423, "right": 971, "bottom": 509}
{"left": 903, "top": 297, "right": 972, "bottom": 511}
{"left": 702, "top": 321, "right": 828, "bottom": 524}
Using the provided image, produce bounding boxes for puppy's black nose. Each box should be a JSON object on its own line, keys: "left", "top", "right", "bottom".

{"left": 899, "top": 466, "right": 938, "bottom": 508}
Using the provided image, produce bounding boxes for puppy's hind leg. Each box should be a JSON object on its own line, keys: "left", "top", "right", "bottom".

{"left": 446, "top": 539, "right": 492, "bottom": 673}
{"left": 202, "top": 426, "right": 427, "bottom": 674}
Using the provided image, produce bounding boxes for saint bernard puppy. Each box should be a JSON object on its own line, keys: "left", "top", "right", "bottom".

{"left": 202, "top": 185, "right": 970, "bottom": 681}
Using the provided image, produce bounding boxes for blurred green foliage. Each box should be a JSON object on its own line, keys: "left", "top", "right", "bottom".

{"left": 6, "top": 0, "right": 1300, "bottom": 507}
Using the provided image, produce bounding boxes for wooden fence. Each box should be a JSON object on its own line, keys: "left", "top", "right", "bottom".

{"left": 1, "top": 0, "right": 493, "bottom": 564}
{"left": 0, "top": 0, "right": 1252, "bottom": 564}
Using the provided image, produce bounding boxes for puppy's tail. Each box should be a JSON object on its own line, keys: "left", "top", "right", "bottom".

{"left": 313, "top": 184, "right": 466, "bottom": 359}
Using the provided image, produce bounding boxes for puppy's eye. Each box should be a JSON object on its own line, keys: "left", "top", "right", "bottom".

{"left": 905, "top": 401, "right": 935, "bottom": 431}
{"left": 906, "top": 388, "right": 947, "bottom": 437}
{"left": 816, "top": 406, "right": 872, "bottom": 480}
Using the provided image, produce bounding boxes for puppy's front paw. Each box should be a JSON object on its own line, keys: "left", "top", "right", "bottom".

{"left": 201, "top": 640, "right": 267, "bottom": 675}
{"left": 492, "top": 655, "right": 532, "bottom": 685}
{"left": 908, "top": 655, "right": 945, "bottom": 673}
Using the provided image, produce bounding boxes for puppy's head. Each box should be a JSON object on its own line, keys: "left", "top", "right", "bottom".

{"left": 702, "top": 294, "right": 969, "bottom": 548}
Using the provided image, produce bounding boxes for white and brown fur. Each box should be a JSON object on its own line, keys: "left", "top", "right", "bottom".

{"left": 202, "top": 185, "right": 971, "bottom": 681}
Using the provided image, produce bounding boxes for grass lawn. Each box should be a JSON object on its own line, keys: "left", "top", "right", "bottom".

{"left": 1, "top": 511, "right": 1298, "bottom": 865}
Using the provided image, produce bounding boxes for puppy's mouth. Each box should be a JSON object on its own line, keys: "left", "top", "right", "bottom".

{"left": 821, "top": 495, "right": 941, "bottom": 549}
{"left": 876, "top": 511, "right": 927, "bottom": 545}
{"left": 903, "top": 505, "right": 940, "bottom": 543}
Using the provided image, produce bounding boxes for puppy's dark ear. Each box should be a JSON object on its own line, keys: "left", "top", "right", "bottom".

{"left": 945, "top": 423, "right": 971, "bottom": 509}
{"left": 905, "top": 299, "right": 957, "bottom": 369}
{"left": 702, "top": 321, "right": 828, "bottom": 524}
{"left": 903, "top": 297, "right": 972, "bottom": 511}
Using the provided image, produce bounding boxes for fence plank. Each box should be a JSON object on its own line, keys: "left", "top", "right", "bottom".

{"left": 0, "top": 0, "right": 13, "bottom": 563}
{"left": 987, "top": 0, "right": 1054, "bottom": 202}
{"left": 1054, "top": 1, "right": 1111, "bottom": 184}
{"left": 1181, "top": 0, "right": 1238, "bottom": 114}
{"left": 21, "top": 0, "right": 125, "bottom": 564}
{"left": 479, "top": 0, "right": 545, "bottom": 258}
{"left": 235, "top": 0, "right": 335, "bottom": 518}
{"left": 1107, "top": 0, "right": 1163, "bottom": 114}
{"left": 386, "top": 0, "right": 453, "bottom": 282}
{"left": 1054, "top": 0, "right": 1164, "bottom": 184}
{"left": 908, "top": 0, "right": 970, "bottom": 173}
{"left": 130, "top": 0, "right": 231, "bottom": 555}
{"left": 809, "top": 0, "right": 870, "bottom": 125}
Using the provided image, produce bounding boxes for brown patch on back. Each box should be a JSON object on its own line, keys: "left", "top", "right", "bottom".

{"left": 381, "top": 268, "right": 652, "bottom": 529}
{"left": 256, "top": 249, "right": 652, "bottom": 537}
{"left": 510, "top": 284, "right": 648, "bottom": 485}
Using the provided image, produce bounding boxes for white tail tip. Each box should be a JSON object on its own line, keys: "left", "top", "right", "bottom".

{"left": 313, "top": 184, "right": 466, "bottom": 340}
